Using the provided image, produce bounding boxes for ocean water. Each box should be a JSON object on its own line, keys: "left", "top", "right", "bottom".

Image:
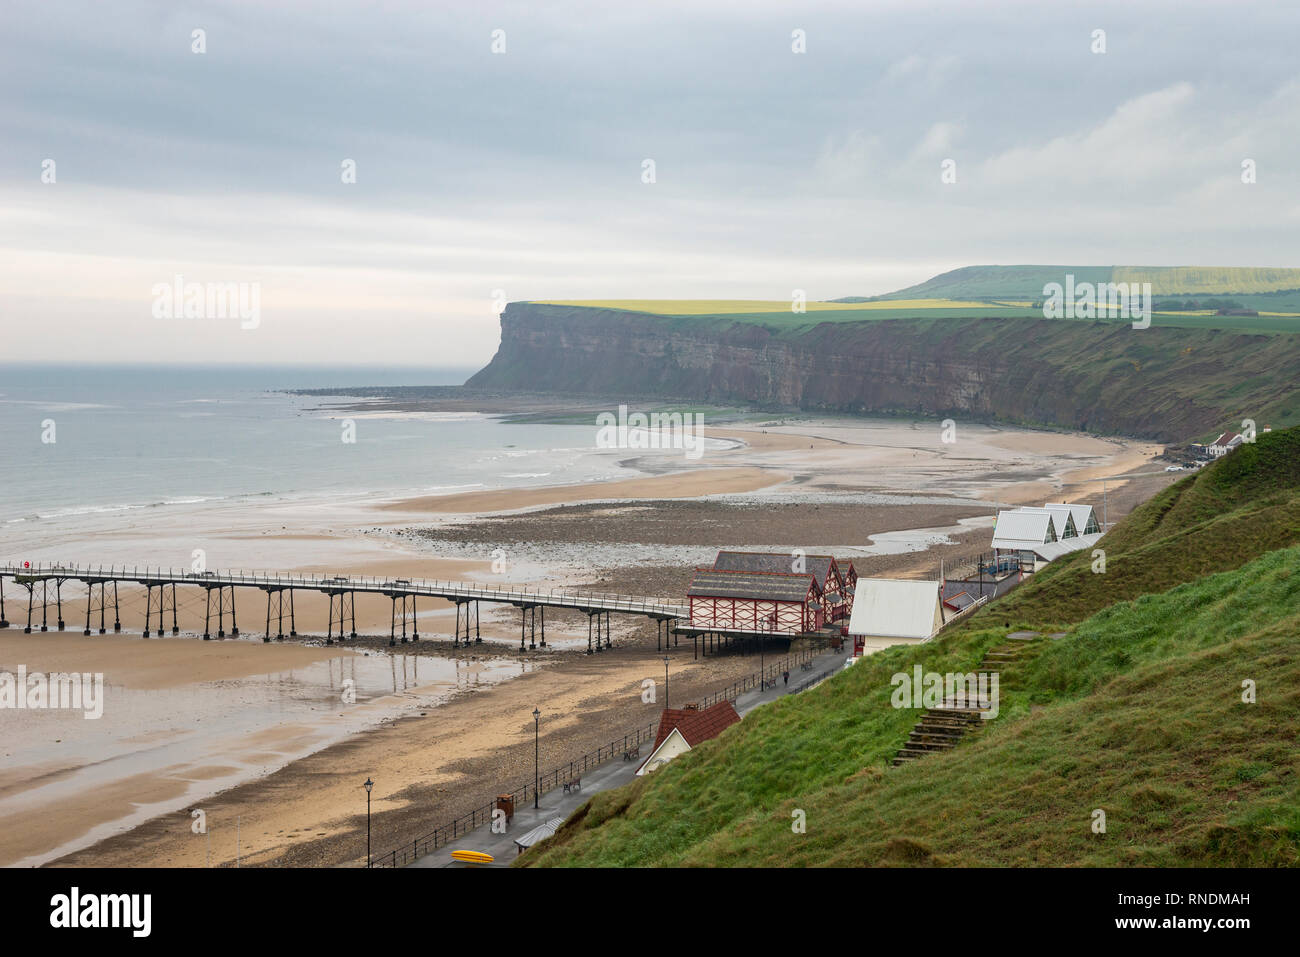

{"left": 0, "top": 363, "right": 684, "bottom": 526}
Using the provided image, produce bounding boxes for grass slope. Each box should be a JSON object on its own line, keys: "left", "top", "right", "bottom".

{"left": 522, "top": 547, "right": 1300, "bottom": 868}
{"left": 990, "top": 427, "right": 1300, "bottom": 627}
{"left": 520, "top": 428, "right": 1300, "bottom": 867}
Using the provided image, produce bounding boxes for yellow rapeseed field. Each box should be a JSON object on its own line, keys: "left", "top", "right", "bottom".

{"left": 532, "top": 298, "right": 991, "bottom": 314}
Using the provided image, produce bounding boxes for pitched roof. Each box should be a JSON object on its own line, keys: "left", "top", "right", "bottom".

{"left": 847, "top": 578, "right": 942, "bottom": 640}
{"left": 991, "top": 509, "right": 1057, "bottom": 549}
{"left": 713, "top": 551, "right": 838, "bottom": 587}
{"left": 650, "top": 701, "right": 740, "bottom": 752}
{"left": 943, "top": 590, "right": 975, "bottom": 610}
{"left": 1211, "top": 431, "right": 1241, "bottom": 447}
{"left": 1045, "top": 502, "right": 1100, "bottom": 533}
{"left": 1014, "top": 506, "right": 1078, "bottom": 538}
{"left": 687, "top": 568, "right": 818, "bottom": 602}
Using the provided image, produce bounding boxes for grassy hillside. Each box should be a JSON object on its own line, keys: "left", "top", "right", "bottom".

{"left": 519, "top": 428, "right": 1300, "bottom": 867}
{"left": 522, "top": 548, "right": 1300, "bottom": 867}
{"left": 990, "top": 426, "right": 1300, "bottom": 627}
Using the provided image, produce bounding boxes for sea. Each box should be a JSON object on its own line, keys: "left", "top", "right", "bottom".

{"left": 0, "top": 362, "right": 684, "bottom": 531}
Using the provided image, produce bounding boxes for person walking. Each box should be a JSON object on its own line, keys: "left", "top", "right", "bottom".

{"left": 782, "top": 669, "right": 789, "bottom": 687}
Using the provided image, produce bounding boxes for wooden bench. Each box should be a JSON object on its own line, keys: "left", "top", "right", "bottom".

{"left": 622, "top": 746, "right": 640, "bottom": 762}
{"left": 563, "top": 778, "right": 582, "bottom": 794}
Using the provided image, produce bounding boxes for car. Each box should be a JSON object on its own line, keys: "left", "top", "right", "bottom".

{"left": 1165, "top": 465, "right": 1185, "bottom": 472}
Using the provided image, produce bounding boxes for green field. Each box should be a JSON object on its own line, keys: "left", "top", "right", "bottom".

{"left": 519, "top": 427, "right": 1300, "bottom": 867}
{"left": 529, "top": 264, "right": 1300, "bottom": 335}
{"left": 876, "top": 264, "right": 1300, "bottom": 301}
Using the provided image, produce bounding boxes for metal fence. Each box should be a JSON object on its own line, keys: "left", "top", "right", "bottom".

{"left": 370, "top": 721, "right": 658, "bottom": 868}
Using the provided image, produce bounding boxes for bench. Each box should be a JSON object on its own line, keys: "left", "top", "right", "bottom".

{"left": 563, "top": 778, "right": 582, "bottom": 794}
{"left": 801, "top": 661, "right": 813, "bottom": 672}
{"left": 622, "top": 746, "right": 640, "bottom": 762}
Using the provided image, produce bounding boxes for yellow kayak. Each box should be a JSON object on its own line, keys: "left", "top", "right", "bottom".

{"left": 450, "top": 849, "right": 494, "bottom": 865}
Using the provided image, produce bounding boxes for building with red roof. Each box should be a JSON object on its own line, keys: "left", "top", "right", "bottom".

{"left": 636, "top": 701, "right": 741, "bottom": 775}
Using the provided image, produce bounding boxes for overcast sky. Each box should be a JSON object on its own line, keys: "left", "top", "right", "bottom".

{"left": 2, "top": 0, "right": 1297, "bottom": 368}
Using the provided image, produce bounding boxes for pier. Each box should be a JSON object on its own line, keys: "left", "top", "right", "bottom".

{"left": 0, "top": 563, "right": 686, "bottom": 653}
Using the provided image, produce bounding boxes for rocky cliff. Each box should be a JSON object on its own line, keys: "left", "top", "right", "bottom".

{"left": 467, "top": 303, "right": 1300, "bottom": 442}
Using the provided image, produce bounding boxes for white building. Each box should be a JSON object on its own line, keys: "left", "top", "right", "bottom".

{"left": 847, "top": 578, "right": 945, "bottom": 655}
{"left": 1208, "top": 432, "right": 1243, "bottom": 457}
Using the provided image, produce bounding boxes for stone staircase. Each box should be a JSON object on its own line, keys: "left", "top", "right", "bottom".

{"left": 891, "top": 631, "right": 1046, "bottom": 767}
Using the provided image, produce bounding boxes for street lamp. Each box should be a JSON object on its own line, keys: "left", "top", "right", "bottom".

{"left": 532, "top": 708, "right": 541, "bottom": 809}
{"left": 363, "top": 777, "right": 373, "bottom": 868}
{"left": 662, "top": 655, "right": 670, "bottom": 710}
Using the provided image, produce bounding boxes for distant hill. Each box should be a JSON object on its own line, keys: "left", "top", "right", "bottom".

{"left": 873, "top": 264, "right": 1300, "bottom": 302}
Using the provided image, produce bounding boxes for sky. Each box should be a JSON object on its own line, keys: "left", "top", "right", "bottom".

{"left": 1, "top": 0, "right": 1297, "bottom": 368}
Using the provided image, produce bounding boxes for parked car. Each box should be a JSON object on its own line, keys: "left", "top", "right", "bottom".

{"left": 1165, "top": 465, "right": 1185, "bottom": 472}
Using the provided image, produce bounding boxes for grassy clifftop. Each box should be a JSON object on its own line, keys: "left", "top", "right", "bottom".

{"left": 519, "top": 427, "right": 1300, "bottom": 867}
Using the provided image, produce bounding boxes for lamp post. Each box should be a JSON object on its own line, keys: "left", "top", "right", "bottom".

{"left": 532, "top": 708, "right": 541, "bottom": 809}
{"left": 662, "top": 655, "right": 670, "bottom": 710}
{"left": 363, "top": 777, "right": 373, "bottom": 868}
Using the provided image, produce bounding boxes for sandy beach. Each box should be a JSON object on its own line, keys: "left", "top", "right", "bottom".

{"left": 0, "top": 414, "right": 1172, "bottom": 868}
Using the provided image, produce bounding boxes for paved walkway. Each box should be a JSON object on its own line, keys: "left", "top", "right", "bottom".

{"left": 410, "top": 645, "right": 851, "bottom": 868}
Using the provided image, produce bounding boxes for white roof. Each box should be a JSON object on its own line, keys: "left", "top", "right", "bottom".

{"left": 1032, "top": 532, "right": 1104, "bottom": 562}
{"left": 991, "top": 509, "right": 1057, "bottom": 550}
{"left": 847, "top": 578, "right": 941, "bottom": 640}
{"left": 1014, "top": 506, "right": 1078, "bottom": 538}
{"left": 514, "top": 817, "right": 567, "bottom": 849}
{"left": 1045, "top": 503, "right": 1099, "bottom": 533}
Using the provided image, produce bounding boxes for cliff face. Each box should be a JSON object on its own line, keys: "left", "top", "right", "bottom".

{"left": 467, "top": 304, "right": 1300, "bottom": 441}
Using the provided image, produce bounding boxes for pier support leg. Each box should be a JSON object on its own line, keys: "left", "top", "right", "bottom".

{"left": 170, "top": 583, "right": 179, "bottom": 635}
{"left": 84, "top": 582, "right": 93, "bottom": 636}
{"left": 228, "top": 586, "right": 238, "bottom": 637}
{"left": 350, "top": 590, "right": 357, "bottom": 639}
{"left": 55, "top": 579, "right": 65, "bottom": 631}
{"left": 41, "top": 580, "right": 48, "bottom": 632}
{"left": 475, "top": 601, "right": 481, "bottom": 643}
{"left": 23, "top": 581, "right": 34, "bottom": 633}
{"left": 112, "top": 582, "right": 120, "bottom": 633}
{"left": 289, "top": 588, "right": 297, "bottom": 637}
{"left": 410, "top": 596, "right": 418, "bottom": 642}
{"left": 0, "top": 577, "right": 7, "bottom": 628}
{"left": 203, "top": 587, "right": 212, "bottom": 640}
{"left": 520, "top": 607, "right": 527, "bottom": 652}
{"left": 143, "top": 584, "right": 153, "bottom": 637}
{"left": 539, "top": 605, "right": 546, "bottom": 648}
{"left": 528, "top": 605, "right": 536, "bottom": 651}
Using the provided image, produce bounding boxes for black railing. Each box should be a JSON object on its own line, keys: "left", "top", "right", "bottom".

{"left": 788, "top": 662, "right": 843, "bottom": 696}
{"left": 371, "top": 720, "right": 659, "bottom": 868}
{"left": 370, "top": 639, "right": 833, "bottom": 867}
